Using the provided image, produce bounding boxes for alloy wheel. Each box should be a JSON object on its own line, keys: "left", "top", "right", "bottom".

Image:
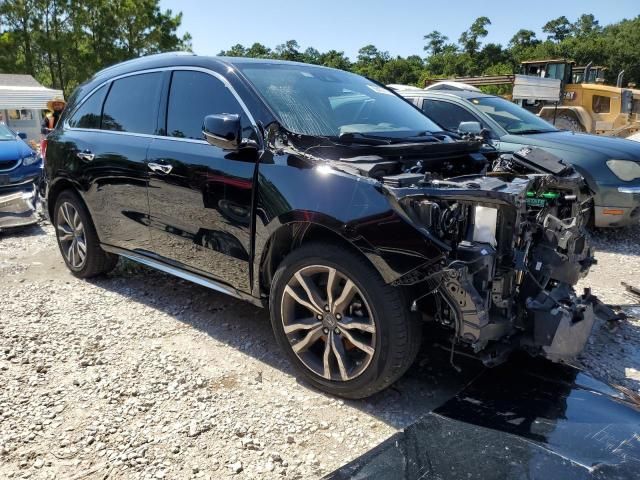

{"left": 280, "top": 265, "right": 377, "bottom": 382}
{"left": 56, "top": 202, "right": 87, "bottom": 269}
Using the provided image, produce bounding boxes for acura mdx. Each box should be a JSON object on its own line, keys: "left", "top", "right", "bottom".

{"left": 45, "top": 53, "right": 600, "bottom": 398}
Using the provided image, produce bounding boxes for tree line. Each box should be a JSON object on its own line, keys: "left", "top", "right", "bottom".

{"left": 1, "top": 5, "right": 639, "bottom": 97}
{"left": 0, "top": 0, "right": 191, "bottom": 96}
{"left": 219, "top": 14, "right": 640, "bottom": 88}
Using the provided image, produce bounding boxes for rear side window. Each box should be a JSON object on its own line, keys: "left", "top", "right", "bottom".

{"left": 68, "top": 85, "right": 107, "bottom": 129}
{"left": 166, "top": 70, "right": 244, "bottom": 140}
{"left": 102, "top": 72, "right": 163, "bottom": 134}
{"left": 422, "top": 99, "right": 478, "bottom": 132}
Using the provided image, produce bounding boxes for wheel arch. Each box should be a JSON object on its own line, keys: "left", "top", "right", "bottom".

{"left": 257, "top": 221, "right": 388, "bottom": 298}
{"left": 46, "top": 178, "right": 84, "bottom": 221}
{"left": 46, "top": 178, "right": 102, "bottom": 241}
{"left": 540, "top": 106, "right": 592, "bottom": 132}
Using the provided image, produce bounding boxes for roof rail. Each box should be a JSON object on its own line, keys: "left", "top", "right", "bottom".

{"left": 94, "top": 51, "right": 196, "bottom": 77}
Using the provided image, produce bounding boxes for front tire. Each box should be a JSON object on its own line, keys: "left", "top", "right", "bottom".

{"left": 270, "top": 242, "right": 421, "bottom": 399}
{"left": 53, "top": 190, "right": 118, "bottom": 278}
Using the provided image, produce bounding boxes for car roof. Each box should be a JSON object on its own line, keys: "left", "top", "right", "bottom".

{"left": 92, "top": 52, "right": 344, "bottom": 82}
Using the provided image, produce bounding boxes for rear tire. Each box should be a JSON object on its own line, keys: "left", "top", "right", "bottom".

{"left": 554, "top": 114, "right": 584, "bottom": 132}
{"left": 269, "top": 242, "right": 421, "bottom": 399}
{"left": 53, "top": 190, "right": 118, "bottom": 278}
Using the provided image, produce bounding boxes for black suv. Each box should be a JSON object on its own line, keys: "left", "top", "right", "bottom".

{"left": 46, "top": 53, "right": 599, "bottom": 398}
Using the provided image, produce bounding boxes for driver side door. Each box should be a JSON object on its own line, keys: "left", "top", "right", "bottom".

{"left": 146, "top": 69, "right": 258, "bottom": 293}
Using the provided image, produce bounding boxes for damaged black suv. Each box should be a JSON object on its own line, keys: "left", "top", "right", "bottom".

{"left": 45, "top": 53, "right": 599, "bottom": 398}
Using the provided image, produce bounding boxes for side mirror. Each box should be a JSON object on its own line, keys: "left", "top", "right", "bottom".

{"left": 458, "top": 121, "right": 482, "bottom": 136}
{"left": 203, "top": 114, "right": 241, "bottom": 150}
{"left": 17, "top": 132, "right": 27, "bottom": 140}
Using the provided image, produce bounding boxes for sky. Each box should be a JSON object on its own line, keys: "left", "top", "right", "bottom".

{"left": 160, "top": 0, "right": 639, "bottom": 60}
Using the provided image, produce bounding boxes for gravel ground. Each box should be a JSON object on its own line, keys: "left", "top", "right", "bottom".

{"left": 1, "top": 219, "right": 639, "bottom": 479}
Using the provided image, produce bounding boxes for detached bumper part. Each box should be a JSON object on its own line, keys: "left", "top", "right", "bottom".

{"left": 0, "top": 185, "right": 38, "bottom": 230}
{"left": 527, "top": 286, "right": 596, "bottom": 363}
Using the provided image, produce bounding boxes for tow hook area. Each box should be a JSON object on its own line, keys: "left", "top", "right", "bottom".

{"left": 527, "top": 285, "right": 599, "bottom": 362}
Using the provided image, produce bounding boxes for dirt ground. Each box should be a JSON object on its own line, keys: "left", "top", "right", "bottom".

{"left": 1, "top": 220, "right": 639, "bottom": 479}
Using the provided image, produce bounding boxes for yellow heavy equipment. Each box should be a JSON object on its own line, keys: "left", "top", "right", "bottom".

{"left": 429, "top": 59, "right": 640, "bottom": 137}
{"left": 529, "top": 60, "right": 640, "bottom": 137}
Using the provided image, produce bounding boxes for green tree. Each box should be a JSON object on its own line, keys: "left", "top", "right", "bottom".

{"left": 509, "top": 29, "right": 539, "bottom": 49}
{"left": 543, "top": 16, "right": 572, "bottom": 42}
{"left": 318, "top": 50, "right": 351, "bottom": 70}
{"left": 0, "top": 0, "right": 191, "bottom": 95}
{"left": 459, "top": 16, "right": 491, "bottom": 55}
{"left": 303, "top": 47, "right": 322, "bottom": 64}
{"left": 353, "top": 44, "right": 390, "bottom": 80}
{"left": 219, "top": 44, "right": 248, "bottom": 56}
{"left": 246, "top": 42, "right": 273, "bottom": 58}
{"left": 423, "top": 30, "right": 448, "bottom": 55}
{"left": 275, "top": 40, "right": 302, "bottom": 61}
{"left": 572, "top": 13, "right": 601, "bottom": 37}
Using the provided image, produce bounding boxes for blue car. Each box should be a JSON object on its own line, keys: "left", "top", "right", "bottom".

{"left": 0, "top": 123, "right": 42, "bottom": 230}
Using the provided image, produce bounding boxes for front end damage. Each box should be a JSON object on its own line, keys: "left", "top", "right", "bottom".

{"left": 387, "top": 147, "right": 600, "bottom": 365}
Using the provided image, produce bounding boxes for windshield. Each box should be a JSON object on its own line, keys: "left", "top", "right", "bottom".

{"left": 470, "top": 96, "right": 557, "bottom": 135}
{"left": 0, "top": 123, "right": 16, "bottom": 141}
{"left": 238, "top": 63, "right": 441, "bottom": 138}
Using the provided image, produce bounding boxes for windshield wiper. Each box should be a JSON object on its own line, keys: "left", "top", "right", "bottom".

{"left": 336, "top": 133, "right": 392, "bottom": 145}
{"left": 514, "top": 129, "right": 557, "bottom": 135}
{"left": 337, "top": 131, "right": 446, "bottom": 146}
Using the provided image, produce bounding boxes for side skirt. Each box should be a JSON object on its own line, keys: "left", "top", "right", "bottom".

{"left": 101, "top": 244, "right": 266, "bottom": 308}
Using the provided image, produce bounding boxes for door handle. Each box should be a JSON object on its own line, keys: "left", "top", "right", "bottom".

{"left": 148, "top": 162, "right": 173, "bottom": 174}
{"left": 76, "top": 150, "right": 95, "bottom": 162}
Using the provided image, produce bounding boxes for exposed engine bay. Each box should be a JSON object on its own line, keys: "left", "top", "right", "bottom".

{"left": 327, "top": 140, "right": 601, "bottom": 365}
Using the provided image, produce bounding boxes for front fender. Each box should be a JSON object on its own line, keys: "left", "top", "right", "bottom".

{"left": 253, "top": 156, "right": 443, "bottom": 294}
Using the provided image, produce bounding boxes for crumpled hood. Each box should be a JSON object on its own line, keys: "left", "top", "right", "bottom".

{"left": 0, "top": 139, "right": 34, "bottom": 162}
{"left": 505, "top": 131, "right": 640, "bottom": 160}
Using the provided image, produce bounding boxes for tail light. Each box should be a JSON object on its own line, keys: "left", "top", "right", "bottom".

{"left": 40, "top": 139, "right": 47, "bottom": 164}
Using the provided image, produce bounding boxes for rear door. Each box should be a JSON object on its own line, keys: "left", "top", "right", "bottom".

{"left": 146, "top": 69, "right": 258, "bottom": 292}
{"left": 57, "top": 71, "right": 164, "bottom": 252}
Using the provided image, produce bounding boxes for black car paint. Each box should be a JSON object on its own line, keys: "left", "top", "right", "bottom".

{"left": 45, "top": 54, "right": 442, "bottom": 302}
{"left": 45, "top": 55, "right": 601, "bottom": 370}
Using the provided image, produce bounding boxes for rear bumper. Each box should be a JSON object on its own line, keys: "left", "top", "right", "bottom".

{"left": 0, "top": 183, "right": 39, "bottom": 231}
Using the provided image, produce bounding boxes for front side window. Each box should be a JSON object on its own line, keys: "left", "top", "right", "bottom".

{"left": 166, "top": 70, "right": 246, "bottom": 140}
{"left": 421, "top": 100, "right": 478, "bottom": 132}
{"left": 470, "top": 96, "right": 557, "bottom": 134}
{"left": 592, "top": 95, "right": 611, "bottom": 114}
{"left": 238, "top": 64, "right": 440, "bottom": 138}
{"left": 102, "top": 72, "right": 163, "bottom": 134}
{"left": 68, "top": 85, "right": 108, "bottom": 129}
